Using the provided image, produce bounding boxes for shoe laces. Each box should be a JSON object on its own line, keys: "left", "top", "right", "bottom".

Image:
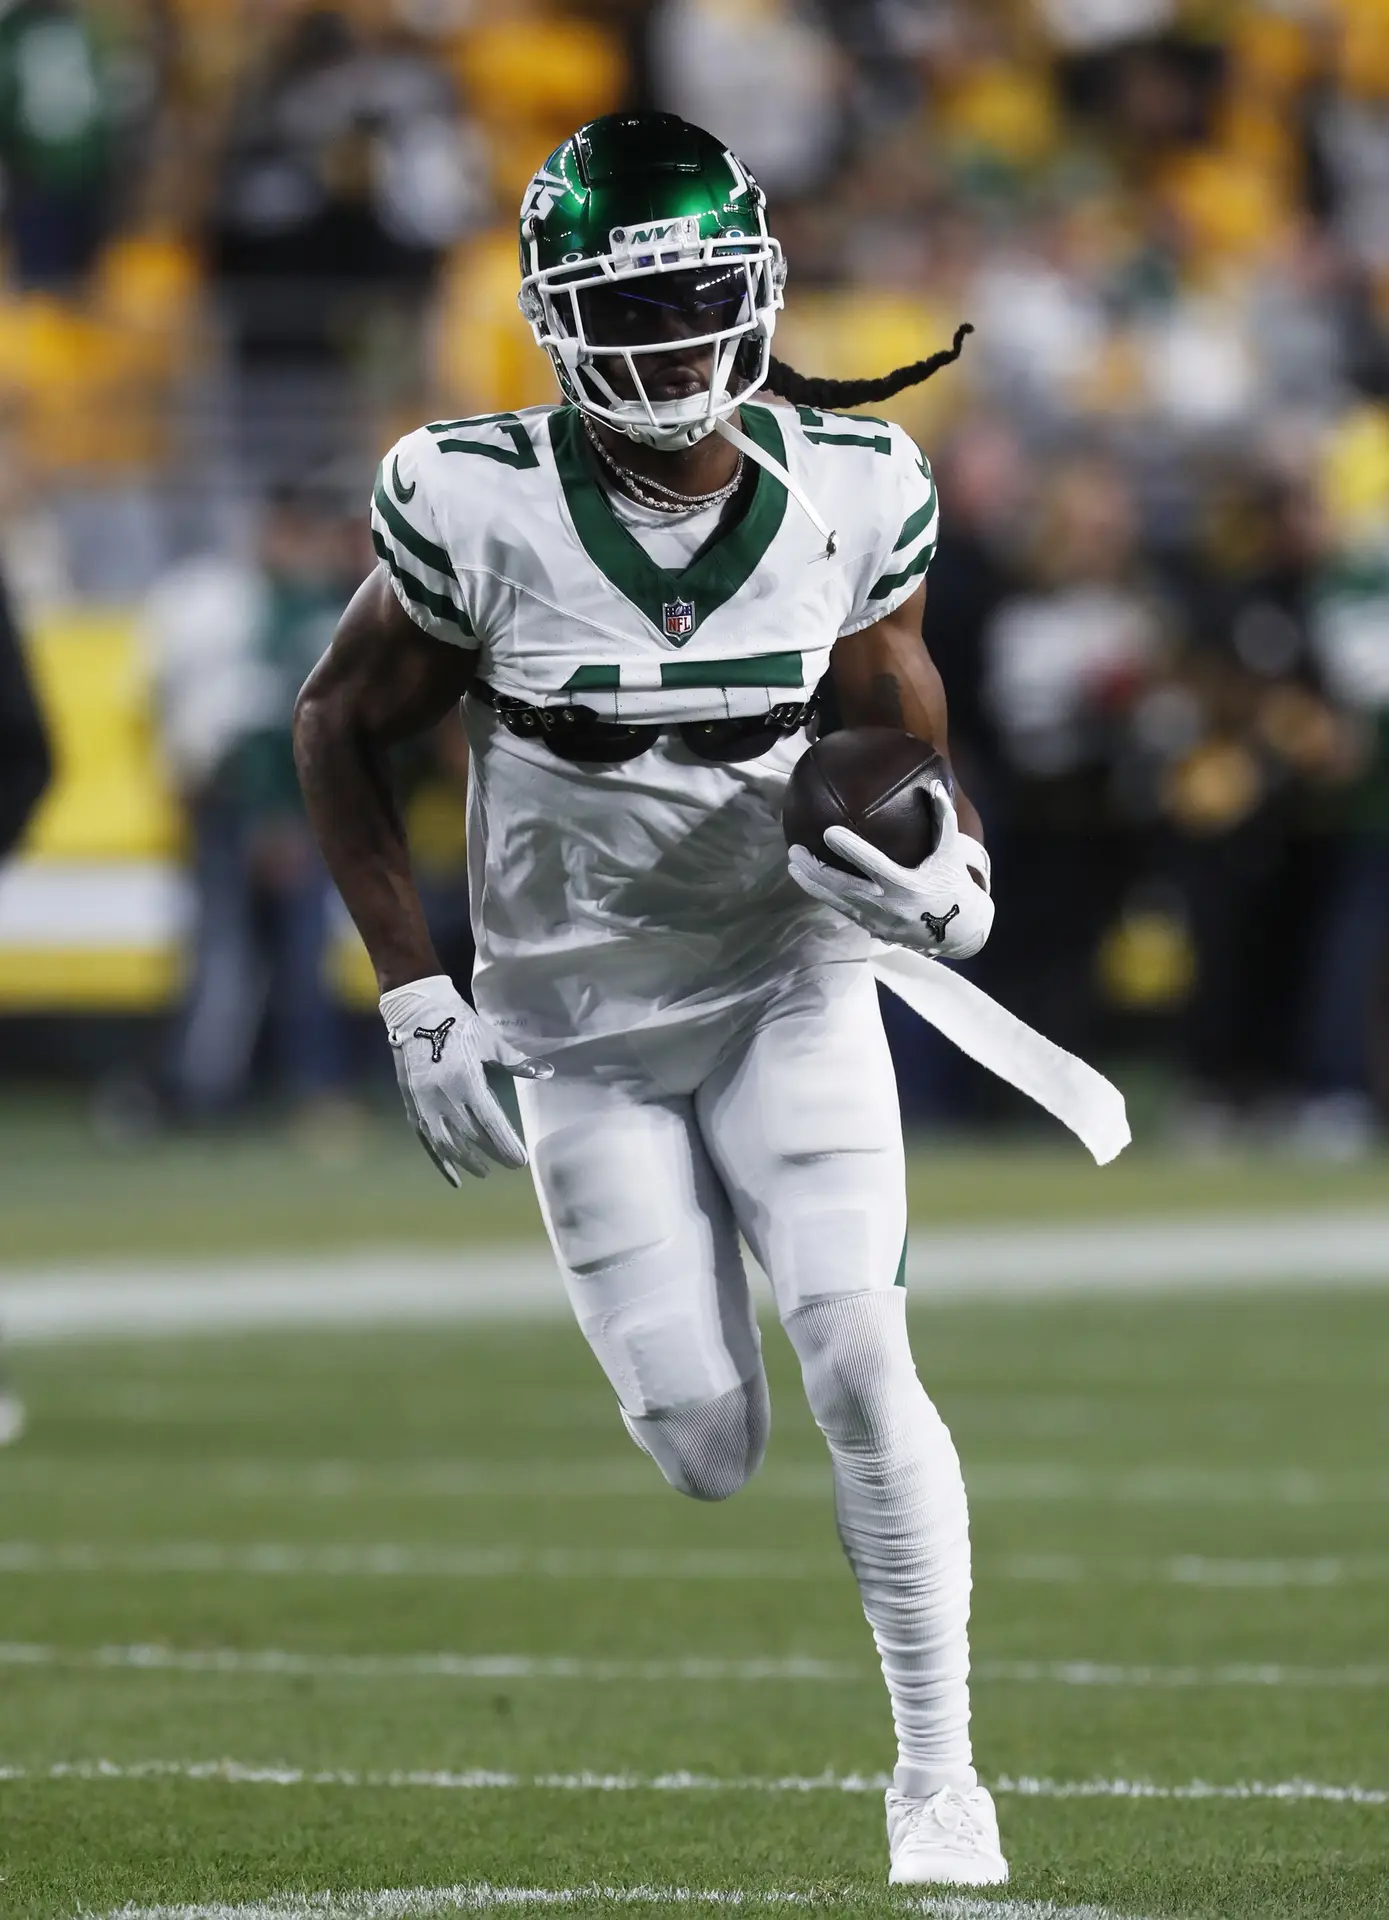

{"left": 907, "top": 1786, "right": 989, "bottom": 1846}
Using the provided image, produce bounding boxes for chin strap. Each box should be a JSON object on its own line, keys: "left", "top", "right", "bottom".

{"left": 714, "top": 414, "right": 838, "bottom": 559}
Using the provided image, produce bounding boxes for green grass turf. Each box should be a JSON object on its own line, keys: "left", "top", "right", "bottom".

{"left": 1, "top": 1292, "right": 1387, "bottom": 1917}
{"left": 3, "top": 1092, "right": 1389, "bottom": 1263}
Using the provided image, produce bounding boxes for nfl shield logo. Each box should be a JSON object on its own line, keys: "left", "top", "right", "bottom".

{"left": 662, "top": 599, "right": 696, "bottom": 640}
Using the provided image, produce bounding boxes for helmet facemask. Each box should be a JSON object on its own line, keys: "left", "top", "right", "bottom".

{"left": 520, "top": 216, "right": 785, "bottom": 449}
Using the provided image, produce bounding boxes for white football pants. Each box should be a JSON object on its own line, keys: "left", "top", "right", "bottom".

{"left": 516, "top": 961, "right": 976, "bottom": 1796}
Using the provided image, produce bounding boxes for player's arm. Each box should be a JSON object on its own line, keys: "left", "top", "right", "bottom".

{"left": 828, "top": 580, "right": 983, "bottom": 844}
{"left": 295, "top": 565, "right": 548, "bottom": 1187}
{"left": 294, "top": 565, "right": 471, "bottom": 994}
{"left": 799, "top": 581, "right": 993, "bottom": 959}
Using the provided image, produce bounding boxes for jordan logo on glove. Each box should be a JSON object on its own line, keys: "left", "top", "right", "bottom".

{"left": 920, "top": 904, "right": 960, "bottom": 943}
{"left": 412, "top": 1017, "right": 456, "bottom": 1064}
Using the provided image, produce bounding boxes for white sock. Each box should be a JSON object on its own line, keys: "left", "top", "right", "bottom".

{"left": 783, "top": 1287, "right": 975, "bottom": 1798}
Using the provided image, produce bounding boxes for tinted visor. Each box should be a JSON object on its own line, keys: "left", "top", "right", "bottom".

{"left": 575, "top": 266, "right": 753, "bottom": 350}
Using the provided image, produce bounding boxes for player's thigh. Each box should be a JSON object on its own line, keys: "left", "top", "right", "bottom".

{"left": 517, "top": 1069, "right": 760, "bottom": 1414}
{"left": 695, "top": 964, "right": 907, "bottom": 1315}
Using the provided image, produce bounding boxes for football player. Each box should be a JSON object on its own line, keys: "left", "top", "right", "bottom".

{"left": 294, "top": 112, "right": 1004, "bottom": 1887}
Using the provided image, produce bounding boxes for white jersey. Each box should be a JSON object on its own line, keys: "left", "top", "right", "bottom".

{"left": 370, "top": 401, "right": 939, "bottom": 1062}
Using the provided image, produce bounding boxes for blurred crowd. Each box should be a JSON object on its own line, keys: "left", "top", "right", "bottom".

{"left": 1, "top": 0, "right": 1388, "bottom": 1148}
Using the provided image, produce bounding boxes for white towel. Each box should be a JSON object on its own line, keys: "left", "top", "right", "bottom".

{"left": 871, "top": 945, "right": 1131, "bottom": 1166}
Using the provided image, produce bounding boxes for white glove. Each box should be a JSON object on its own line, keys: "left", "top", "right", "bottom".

{"left": 379, "top": 975, "right": 551, "bottom": 1185}
{"left": 787, "top": 780, "right": 995, "bottom": 959}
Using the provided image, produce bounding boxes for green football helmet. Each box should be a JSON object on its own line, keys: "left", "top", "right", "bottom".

{"left": 518, "top": 112, "right": 785, "bottom": 450}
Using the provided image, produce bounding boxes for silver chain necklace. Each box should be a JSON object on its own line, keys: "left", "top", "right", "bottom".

{"left": 582, "top": 414, "right": 744, "bottom": 515}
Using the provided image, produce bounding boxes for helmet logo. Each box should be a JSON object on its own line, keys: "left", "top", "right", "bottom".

{"left": 662, "top": 599, "right": 696, "bottom": 639}
{"left": 610, "top": 216, "right": 701, "bottom": 262}
{"left": 521, "top": 168, "right": 569, "bottom": 224}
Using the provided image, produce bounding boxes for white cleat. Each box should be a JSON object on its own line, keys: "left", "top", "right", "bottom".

{"left": 886, "top": 1783, "right": 1010, "bottom": 1886}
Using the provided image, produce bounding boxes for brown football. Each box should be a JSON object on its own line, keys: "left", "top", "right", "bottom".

{"left": 782, "top": 727, "right": 952, "bottom": 874}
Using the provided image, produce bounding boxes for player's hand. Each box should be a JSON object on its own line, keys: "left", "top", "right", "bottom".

{"left": 378, "top": 975, "right": 552, "bottom": 1185}
{"left": 787, "top": 780, "right": 994, "bottom": 959}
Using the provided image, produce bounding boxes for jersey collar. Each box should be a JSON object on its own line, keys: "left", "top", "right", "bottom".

{"left": 548, "top": 404, "right": 789, "bottom": 644}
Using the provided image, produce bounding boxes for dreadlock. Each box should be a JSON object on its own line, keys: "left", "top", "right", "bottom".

{"left": 765, "top": 324, "right": 973, "bottom": 410}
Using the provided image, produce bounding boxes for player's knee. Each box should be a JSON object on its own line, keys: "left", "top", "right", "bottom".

{"left": 622, "top": 1373, "right": 770, "bottom": 1501}
{"left": 784, "top": 1288, "right": 923, "bottom": 1449}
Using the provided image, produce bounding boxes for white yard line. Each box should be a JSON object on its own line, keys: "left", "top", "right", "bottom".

{"left": 5, "top": 1758, "right": 1382, "bottom": 1806}
{"left": 976, "top": 1659, "right": 1389, "bottom": 1688}
{"left": 7, "top": 1643, "right": 1389, "bottom": 1690}
{"left": 7, "top": 1206, "right": 1389, "bottom": 1346}
{"left": 0, "top": 1645, "right": 858, "bottom": 1682}
{"left": 8, "top": 1457, "right": 1385, "bottom": 1507}
{"left": 84, "top": 1884, "right": 1149, "bottom": 1920}
{"left": 994, "top": 1553, "right": 1389, "bottom": 1587}
{"left": 994, "top": 1776, "right": 1389, "bottom": 1802}
{"left": 967, "top": 1466, "right": 1389, "bottom": 1506}
{"left": 907, "top": 1210, "right": 1389, "bottom": 1294}
{"left": 0, "top": 1251, "right": 565, "bottom": 1345}
{"left": 0, "top": 1543, "right": 834, "bottom": 1581}
{"left": 4, "top": 1542, "right": 1387, "bottom": 1587}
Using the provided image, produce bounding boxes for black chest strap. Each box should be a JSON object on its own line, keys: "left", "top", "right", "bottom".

{"left": 468, "top": 681, "right": 818, "bottom": 766}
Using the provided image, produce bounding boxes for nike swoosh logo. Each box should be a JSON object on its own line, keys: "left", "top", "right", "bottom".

{"left": 392, "top": 456, "right": 416, "bottom": 503}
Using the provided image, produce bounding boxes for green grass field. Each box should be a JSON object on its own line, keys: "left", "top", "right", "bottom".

{"left": 2, "top": 1280, "right": 1387, "bottom": 1919}
{"left": 4, "top": 1093, "right": 1389, "bottom": 1263}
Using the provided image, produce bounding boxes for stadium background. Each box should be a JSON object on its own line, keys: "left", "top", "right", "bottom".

{"left": 2, "top": 8, "right": 1389, "bottom": 1917}
{"left": 2, "top": 0, "right": 1388, "bottom": 1144}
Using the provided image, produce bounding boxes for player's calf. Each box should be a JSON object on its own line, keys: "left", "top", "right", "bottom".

{"left": 784, "top": 1288, "right": 976, "bottom": 1792}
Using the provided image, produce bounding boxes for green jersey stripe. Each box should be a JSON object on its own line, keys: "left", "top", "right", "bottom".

{"left": 661, "top": 653, "right": 804, "bottom": 689}
{"left": 563, "top": 652, "right": 803, "bottom": 693}
{"left": 549, "top": 405, "right": 790, "bottom": 642}
{"left": 373, "top": 532, "right": 474, "bottom": 635}
{"left": 373, "top": 477, "right": 458, "bottom": 583}
{"left": 868, "top": 536, "right": 936, "bottom": 602}
{"left": 892, "top": 488, "right": 937, "bottom": 552}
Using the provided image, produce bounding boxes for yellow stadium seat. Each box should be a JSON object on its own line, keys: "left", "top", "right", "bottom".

{"left": 938, "top": 62, "right": 1060, "bottom": 170}
{"left": 0, "top": 291, "right": 171, "bottom": 473}
{"left": 1229, "top": 8, "right": 1316, "bottom": 96}
{"left": 1335, "top": 0, "right": 1389, "bottom": 100}
{"left": 453, "top": 16, "right": 626, "bottom": 124}
{"left": 95, "top": 233, "right": 200, "bottom": 345}
{"left": 1213, "top": 92, "right": 1298, "bottom": 189}
{"left": 451, "top": 14, "right": 628, "bottom": 201}
{"left": 1320, "top": 403, "right": 1389, "bottom": 544}
{"left": 434, "top": 227, "right": 561, "bottom": 416}
{"left": 1157, "top": 148, "right": 1291, "bottom": 264}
